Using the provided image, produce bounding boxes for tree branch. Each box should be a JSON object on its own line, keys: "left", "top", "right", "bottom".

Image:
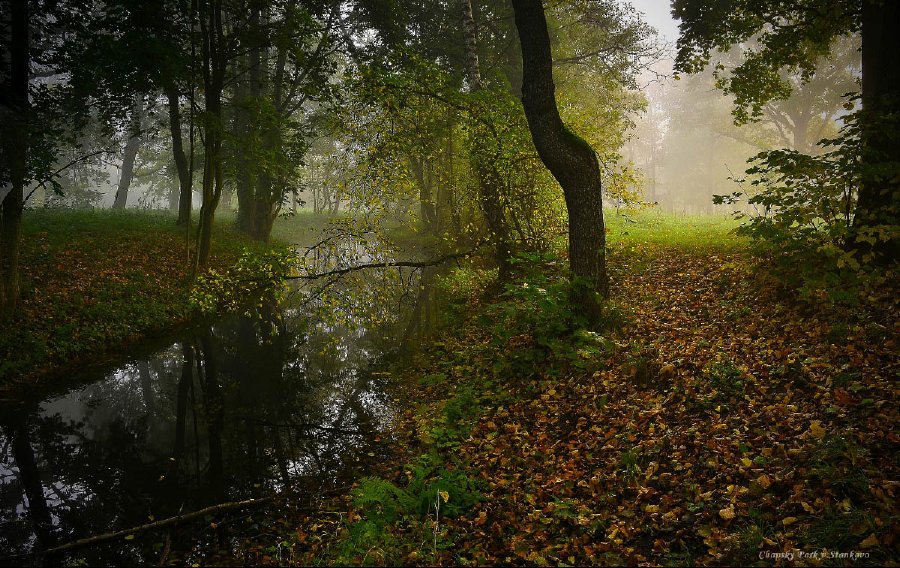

{"left": 288, "top": 241, "right": 487, "bottom": 280}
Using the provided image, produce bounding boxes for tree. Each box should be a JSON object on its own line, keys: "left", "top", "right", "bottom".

{"left": 229, "top": 0, "right": 340, "bottom": 242}
{"left": 458, "top": 0, "right": 512, "bottom": 276}
{"left": 112, "top": 97, "right": 145, "bottom": 209}
{"left": 0, "top": 0, "right": 29, "bottom": 319}
{"left": 673, "top": 0, "right": 899, "bottom": 261}
{"left": 511, "top": 0, "right": 609, "bottom": 318}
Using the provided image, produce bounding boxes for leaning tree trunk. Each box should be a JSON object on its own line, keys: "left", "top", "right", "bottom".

{"left": 855, "top": 0, "right": 900, "bottom": 262}
{"left": 0, "top": 0, "right": 29, "bottom": 319}
{"left": 113, "top": 99, "right": 143, "bottom": 210}
{"left": 511, "top": 0, "right": 608, "bottom": 316}
{"left": 165, "top": 84, "right": 193, "bottom": 226}
{"left": 459, "top": 0, "right": 512, "bottom": 278}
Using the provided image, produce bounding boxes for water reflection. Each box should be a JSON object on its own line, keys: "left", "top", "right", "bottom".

{"left": 0, "top": 241, "right": 443, "bottom": 563}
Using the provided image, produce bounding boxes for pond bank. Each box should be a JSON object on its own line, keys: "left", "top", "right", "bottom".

{"left": 0, "top": 210, "right": 276, "bottom": 400}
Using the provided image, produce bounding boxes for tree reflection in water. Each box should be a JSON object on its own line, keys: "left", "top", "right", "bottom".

{"left": 0, "top": 241, "right": 443, "bottom": 564}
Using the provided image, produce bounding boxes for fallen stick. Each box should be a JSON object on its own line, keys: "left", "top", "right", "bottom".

{"left": 25, "top": 495, "right": 279, "bottom": 558}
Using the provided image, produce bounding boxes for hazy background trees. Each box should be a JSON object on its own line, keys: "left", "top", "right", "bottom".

{"left": 2, "top": 0, "right": 886, "bottom": 318}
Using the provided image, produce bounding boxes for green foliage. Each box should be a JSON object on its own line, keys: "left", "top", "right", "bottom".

{"left": 703, "top": 358, "right": 748, "bottom": 399}
{"left": 352, "top": 477, "right": 416, "bottom": 526}
{"left": 339, "top": 455, "right": 482, "bottom": 565}
{"left": 190, "top": 248, "right": 295, "bottom": 316}
{"left": 673, "top": 0, "right": 858, "bottom": 122}
{"left": 478, "top": 252, "right": 617, "bottom": 379}
{"left": 809, "top": 434, "right": 870, "bottom": 500}
{"left": 428, "top": 385, "right": 480, "bottom": 448}
{"left": 717, "top": 113, "right": 896, "bottom": 301}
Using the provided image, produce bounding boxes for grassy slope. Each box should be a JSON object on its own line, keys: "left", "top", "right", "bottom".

{"left": 0, "top": 209, "right": 274, "bottom": 393}
{"left": 201, "top": 211, "right": 896, "bottom": 567}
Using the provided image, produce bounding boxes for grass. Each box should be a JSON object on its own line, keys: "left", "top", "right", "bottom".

{"left": 605, "top": 209, "right": 744, "bottom": 250}
{"left": 0, "top": 208, "right": 277, "bottom": 393}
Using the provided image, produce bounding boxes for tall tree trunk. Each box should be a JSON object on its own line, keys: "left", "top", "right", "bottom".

{"left": 459, "top": 0, "right": 511, "bottom": 277}
{"left": 195, "top": 0, "right": 225, "bottom": 270}
{"left": 855, "top": 0, "right": 900, "bottom": 262}
{"left": 113, "top": 99, "right": 143, "bottom": 210}
{"left": 511, "top": 0, "right": 608, "bottom": 316}
{"left": 235, "top": 8, "right": 262, "bottom": 236}
{"left": 165, "top": 84, "right": 193, "bottom": 226}
{"left": 410, "top": 155, "right": 438, "bottom": 231}
{"left": 0, "top": 0, "right": 28, "bottom": 320}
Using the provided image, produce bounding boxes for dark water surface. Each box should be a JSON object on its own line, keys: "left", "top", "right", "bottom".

{"left": 0, "top": 242, "right": 437, "bottom": 565}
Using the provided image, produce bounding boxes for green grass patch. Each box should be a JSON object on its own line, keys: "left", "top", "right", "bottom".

{"left": 606, "top": 209, "right": 743, "bottom": 251}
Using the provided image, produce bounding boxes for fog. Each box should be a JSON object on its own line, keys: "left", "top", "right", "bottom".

{"left": 623, "top": 26, "right": 860, "bottom": 214}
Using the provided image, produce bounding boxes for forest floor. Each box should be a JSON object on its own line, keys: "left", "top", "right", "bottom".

{"left": 202, "top": 214, "right": 898, "bottom": 567}
{"left": 8, "top": 211, "right": 895, "bottom": 566}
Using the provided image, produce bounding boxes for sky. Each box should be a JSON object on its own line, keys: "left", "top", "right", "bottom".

{"left": 626, "top": 0, "right": 680, "bottom": 44}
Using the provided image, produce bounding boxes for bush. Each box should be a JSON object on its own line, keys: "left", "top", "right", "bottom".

{"left": 716, "top": 111, "right": 897, "bottom": 301}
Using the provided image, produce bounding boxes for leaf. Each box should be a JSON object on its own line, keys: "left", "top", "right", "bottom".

{"left": 781, "top": 516, "right": 798, "bottom": 526}
{"left": 860, "top": 534, "right": 879, "bottom": 548}
{"left": 439, "top": 490, "right": 450, "bottom": 503}
{"left": 718, "top": 506, "right": 735, "bottom": 521}
{"left": 808, "top": 420, "right": 826, "bottom": 438}
{"left": 124, "top": 534, "right": 135, "bottom": 540}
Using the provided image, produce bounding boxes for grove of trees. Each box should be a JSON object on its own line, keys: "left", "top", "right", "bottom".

{"left": 2, "top": 0, "right": 897, "bottom": 321}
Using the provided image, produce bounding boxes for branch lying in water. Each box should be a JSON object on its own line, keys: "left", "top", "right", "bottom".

{"left": 9, "top": 487, "right": 349, "bottom": 560}
{"left": 287, "top": 241, "right": 488, "bottom": 280}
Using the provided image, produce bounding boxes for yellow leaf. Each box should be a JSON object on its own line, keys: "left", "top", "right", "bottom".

{"left": 439, "top": 490, "right": 449, "bottom": 503}
{"left": 718, "top": 507, "right": 735, "bottom": 521}
{"left": 741, "top": 457, "right": 752, "bottom": 468}
{"left": 782, "top": 517, "right": 798, "bottom": 526}
{"left": 808, "top": 421, "right": 826, "bottom": 438}
{"left": 860, "top": 534, "right": 879, "bottom": 548}
{"left": 756, "top": 474, "right": 772, "bottom": 489}
{"left": 124, "top": 534, "right": 135, "bottom": 540}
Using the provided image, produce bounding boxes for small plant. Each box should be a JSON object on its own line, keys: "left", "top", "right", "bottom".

{"left": 704, "top": 358, "right": 748, "bottom": 399}
{"left": 803, "top": 509, "right": 874, "bottom": 550}
{"left": 618, "top": 447, "right": 643, "bottom": 479}
{"left": 337, "top": 455, "right": 482, "bottom": 565}
{"left": 809, "top": 434, "right": 870, "bottom": 499}
{"left": 715, "top": 110, "right": 898, "bottom": 302}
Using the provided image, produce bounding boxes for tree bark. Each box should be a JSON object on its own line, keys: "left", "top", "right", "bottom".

{"left": 459, "top": 0, "right": 511, "bottom": 277}
{"left": 165, "top": 84, "right": 193, "bottom": 226}
{"left": 195, "top": 0, "right": 226, "bottom": 270}
{"left": 113, "top": 99, "right": 143, "bottom": 210}
{"left": 855, "top": 0, "right": 900, "bottom": 262}
{"left": 511, "top": 0, "right": 608, "bottom": 313}
{"left": 0, "top": 0, "right": 28, "bottom": 319}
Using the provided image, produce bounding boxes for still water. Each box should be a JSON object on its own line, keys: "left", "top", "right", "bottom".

{"left": 0, "top": 237, "right": 437, "bottom": 565}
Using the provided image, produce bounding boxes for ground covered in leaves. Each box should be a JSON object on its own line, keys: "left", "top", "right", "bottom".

{"left": 173, "top": 217, "right": 896, "bottom": 567}
{"left": 440, "top": 243, "right": 897, "bottom": 566}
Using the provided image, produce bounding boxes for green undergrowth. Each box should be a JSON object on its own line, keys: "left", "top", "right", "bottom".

{"left": 326, "top": 251, "right": 628, "bottom": 565}
{"left": 0, "top": 209, "right": 277, "bottom": 392}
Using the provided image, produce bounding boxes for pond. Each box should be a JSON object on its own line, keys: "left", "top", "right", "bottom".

{"left": 0, "top": 236, "right": 440, "bottom": 565}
